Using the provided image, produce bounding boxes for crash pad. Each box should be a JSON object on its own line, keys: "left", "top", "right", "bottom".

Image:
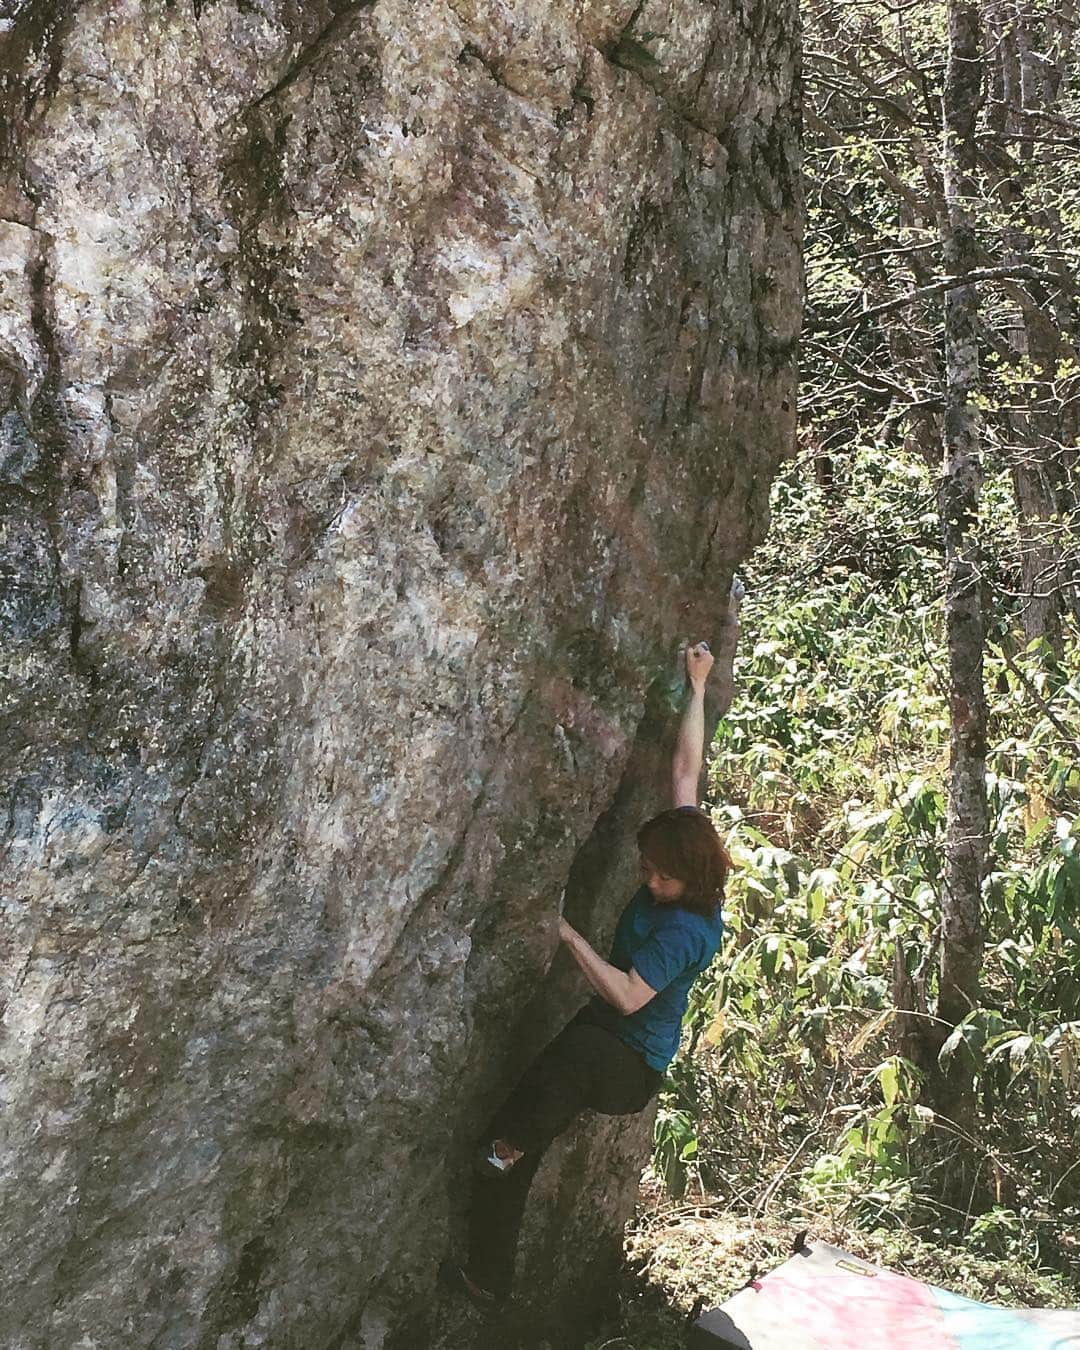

{"left": 689, "top": 1238, "right": 1080, "bottom": 1350}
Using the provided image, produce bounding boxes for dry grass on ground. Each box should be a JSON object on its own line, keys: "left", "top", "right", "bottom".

{"left": 586, "top": 1176, "right": 1080, "bottom": 1349}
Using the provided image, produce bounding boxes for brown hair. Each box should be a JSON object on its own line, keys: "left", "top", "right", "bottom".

{"left": 636, "top": 806, "right": 731, "bottom": 918}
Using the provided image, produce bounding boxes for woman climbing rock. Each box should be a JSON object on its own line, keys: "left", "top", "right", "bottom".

{"left": 443, "top": 623, "right": 736, "bottom": 1312}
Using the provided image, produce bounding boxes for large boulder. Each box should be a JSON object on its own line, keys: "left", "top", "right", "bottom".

{"left": 0, "top": 1, "right": 801, "bottom": 1345}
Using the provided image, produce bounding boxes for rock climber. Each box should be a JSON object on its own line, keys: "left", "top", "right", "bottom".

{"left": 443, "top": 636, "right": 732, "bottom": 1311}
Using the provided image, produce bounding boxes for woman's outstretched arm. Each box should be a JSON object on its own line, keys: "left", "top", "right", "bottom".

{"left": 671, "top": 578, "right": 744, "bottom": 806}
{"left": 672, "top": 643, "right": 713, "bottom": 807}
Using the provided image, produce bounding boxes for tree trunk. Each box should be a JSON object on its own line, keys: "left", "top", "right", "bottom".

{"left": 934, "top": 0, "right": 988, "bottom": 1136}
{"left": 987, "top": 0, "right": 1079, "bottom": 657}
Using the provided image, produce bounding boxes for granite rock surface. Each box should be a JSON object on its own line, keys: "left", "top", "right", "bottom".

{"left": 0, "top": 2, "right": 801, "bottom": 1345}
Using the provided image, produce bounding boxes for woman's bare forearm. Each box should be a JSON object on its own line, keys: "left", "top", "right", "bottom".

{"left": 561, "top": 924, "right": 635, "bottom": 1010}
{"left": 671, "top": 589, "right": 743, "bottom": 803}
{"left": 672, "top": 640, "right": 713, "bottom": 805}
{"left": 557, "top": 920, "right": 655, "bottom": 1014}
{"left": 672, "top": 680, "right": 706, "bottom": 796}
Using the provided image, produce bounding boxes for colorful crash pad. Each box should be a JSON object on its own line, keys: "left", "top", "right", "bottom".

{"left": 689, "top": 1238, "right": 1080, "bottom": 1350}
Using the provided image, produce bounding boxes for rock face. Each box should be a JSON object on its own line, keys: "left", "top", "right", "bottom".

{"left": 0, "top": 2, "right": 801, "bottom": 1346}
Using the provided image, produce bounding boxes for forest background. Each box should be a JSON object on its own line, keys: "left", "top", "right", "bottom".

{"left": 596, "top": 0, "right": 1080, "bottom": 1343}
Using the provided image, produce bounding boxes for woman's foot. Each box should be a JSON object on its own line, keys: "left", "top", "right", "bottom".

{"left": 474, "top": 1137, "right": 524, "bottom": 1177}
{"left": 439, "top": 1260, "right": 505, "bottom": 1311}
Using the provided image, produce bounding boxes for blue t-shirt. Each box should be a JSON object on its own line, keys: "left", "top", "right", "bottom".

{"left": 588, "top": 885, "right": 724, "bottom": 1071}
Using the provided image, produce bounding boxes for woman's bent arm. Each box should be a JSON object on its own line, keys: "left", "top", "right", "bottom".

{"left": 558, "top": 918, "right": 656, "bottom": 1014}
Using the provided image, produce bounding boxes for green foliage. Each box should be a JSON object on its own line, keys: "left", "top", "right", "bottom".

{"left": 631, "top": 0, "right": 1080, "bottom": 1327}
{"left": 652, "top": 440, "right": 1080, "bottom": 1270}
{"left": 636, "top": 0, "right": 1080, "bottom": 1303}
{"left": 653, "top": 1104, "right": 699, "bottom": 1200}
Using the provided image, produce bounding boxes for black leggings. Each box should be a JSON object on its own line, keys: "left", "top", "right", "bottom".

{"left": 467, "top": 1006, "right": 662, "bottom": 1298}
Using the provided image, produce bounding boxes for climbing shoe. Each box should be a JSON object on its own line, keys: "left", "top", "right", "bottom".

{"left": 474, "top": 1140, "right": 523, "bottom": 1178}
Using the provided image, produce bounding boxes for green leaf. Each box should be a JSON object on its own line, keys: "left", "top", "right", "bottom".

{"left": 879, "top": 1059, "right": 899, "bottom": 1108}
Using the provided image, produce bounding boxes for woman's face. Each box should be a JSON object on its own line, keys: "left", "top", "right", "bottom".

{"left": 639, "top": 854, "right": 687, "bottom": 903}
